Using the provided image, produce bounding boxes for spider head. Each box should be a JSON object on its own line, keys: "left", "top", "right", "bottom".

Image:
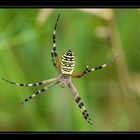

{"left": 61, "top": 50, "right": 75, "bottom": 75}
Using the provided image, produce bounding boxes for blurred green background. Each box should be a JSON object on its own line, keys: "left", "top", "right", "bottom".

{"left": 0, "top": 8, "right": 140, "bottom": 131}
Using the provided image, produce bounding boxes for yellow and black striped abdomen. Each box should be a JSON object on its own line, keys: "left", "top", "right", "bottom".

{"left": 61, "top": 50, "right": 75, "bottom": 75}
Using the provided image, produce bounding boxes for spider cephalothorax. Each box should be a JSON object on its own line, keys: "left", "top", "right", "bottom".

{"left": 59, "top": 74, "right": 71, "bottom": 88}
{"left": 1, "top": 14, "right": 119, "bottom": 125}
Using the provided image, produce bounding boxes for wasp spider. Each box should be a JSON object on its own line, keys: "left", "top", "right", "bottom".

{"left": 1, "top": 14, "right": 119, "bottom": 125}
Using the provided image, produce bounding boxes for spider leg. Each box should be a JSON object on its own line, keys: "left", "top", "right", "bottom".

{"left": 1, "top": 77, "right": 58, "bottom": 87}
{"left": 68, "top": 81, "right": 93, "bottom": 125}
{"left": 51, "top": 14, "right": 61, "bottom": 73}
{"left": 21, "top": 80, "right": 60, "bottom": 104}
{"left": 72, "top": 55, "right": 119, "bottom": 78}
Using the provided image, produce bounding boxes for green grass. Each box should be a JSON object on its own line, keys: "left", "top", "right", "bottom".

{"left": 0, "top": 8, "right": 140, "bottom": 131}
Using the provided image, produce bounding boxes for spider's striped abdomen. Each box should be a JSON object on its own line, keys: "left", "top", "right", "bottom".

{"left": 61, "top": 50, "right": 75, "bottom": 75}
